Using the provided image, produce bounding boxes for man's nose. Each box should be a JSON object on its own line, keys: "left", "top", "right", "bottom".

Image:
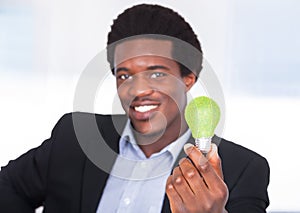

{"left": 128, "top": 75, "right": 154, "bottom": 97}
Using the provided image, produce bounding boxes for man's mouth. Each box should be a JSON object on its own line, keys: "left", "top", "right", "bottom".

{"left": 133, "top": 105, "right": 159, "bottom": 113}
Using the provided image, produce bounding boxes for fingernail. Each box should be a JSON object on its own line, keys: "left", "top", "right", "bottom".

{"left": 206, "top": 143, "right": 218, "bottom": 160}
{"left": 184, "top": 143, "right": 194, "bottom": 155}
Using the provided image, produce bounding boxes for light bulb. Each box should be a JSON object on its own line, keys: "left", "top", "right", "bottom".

{"left": 184, "top": 96, "right": 221, "bottom": 154}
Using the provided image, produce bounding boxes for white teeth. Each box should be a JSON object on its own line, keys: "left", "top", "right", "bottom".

{"left": 134, "top": 105, "right": 158, "bottom": 112}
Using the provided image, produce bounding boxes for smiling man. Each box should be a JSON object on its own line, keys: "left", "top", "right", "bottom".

{"left": 114, "top": 38, "right": 195, "bottom": 157}
{"left": 0, "top": 4, "right": 269, "bottom": 213}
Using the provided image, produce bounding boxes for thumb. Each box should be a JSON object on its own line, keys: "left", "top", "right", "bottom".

{"left": 207, "top": 143, "right": 224, "bottom": 179}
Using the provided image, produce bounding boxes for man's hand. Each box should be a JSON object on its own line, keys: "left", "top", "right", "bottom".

{"left": 166, "top": 143, "right": 229, "bottom": 213}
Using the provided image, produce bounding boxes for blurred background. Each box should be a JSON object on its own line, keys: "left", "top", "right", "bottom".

{"left": 0, "top": 0, "right": 299, "bottom": 212}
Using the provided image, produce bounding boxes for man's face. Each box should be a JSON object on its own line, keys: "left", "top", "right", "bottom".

{"left": 114, "top": 39, "right": 195, "bottom": 139}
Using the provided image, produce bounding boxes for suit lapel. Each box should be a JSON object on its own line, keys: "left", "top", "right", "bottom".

{"left": 80, "top": 115, "right": 127, "bottom": 212}
{"left": 80, "top": 159, "right": 111, "bottom": 212}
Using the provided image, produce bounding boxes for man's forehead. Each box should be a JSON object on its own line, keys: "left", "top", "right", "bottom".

{"left": 114, "top": 38, "right": 173, "bottom": 66}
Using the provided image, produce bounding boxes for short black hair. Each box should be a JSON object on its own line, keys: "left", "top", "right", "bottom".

{"left": 107, "top": 4, "right": 203, "bottom": 79}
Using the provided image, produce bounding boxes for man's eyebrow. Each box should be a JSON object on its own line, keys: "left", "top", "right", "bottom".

{"left": 115, "top": 65, "right": 170, "bottom": 73}
{"left": 115, "top": 67, "right": 129, "bottom": 73}
{"left": 147, "top": 65, "right": 170, "bottom": 71}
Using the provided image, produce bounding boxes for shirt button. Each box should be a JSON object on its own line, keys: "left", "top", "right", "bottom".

{"left": 124, "top": 197, "right": 131, "bottom": 205}
{"left": 140, "top": 161, "right": 147, "bottom": 168}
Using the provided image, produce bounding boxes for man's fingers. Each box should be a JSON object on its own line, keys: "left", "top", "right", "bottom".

{"left": 178, "top": 158, "right": 208, "bottom": 196}
{"left": 184, "top": 144, "right": 225, "bottom": 190}
{"left": 172, "top": 167, "right": 195, "bottom": 198}
{"left": 184, "top": 143, "right": 223, "bottom": 180}
{"left": 166, "top": 175, "right": 185, "bottom": 212}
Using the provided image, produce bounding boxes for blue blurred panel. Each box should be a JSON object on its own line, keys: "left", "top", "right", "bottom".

{"left": 0, "top": 6, "right": 33, "bottom": 74}
{"left": 230, "top": 0, "right": 300, "bottom": 97}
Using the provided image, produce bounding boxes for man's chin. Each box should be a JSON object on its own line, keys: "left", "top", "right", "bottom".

{"left": 132, "top": 123, "right": 166, "bottom": 140}
{"left": 133, "top": 125, "right": 164, "bottom": 136}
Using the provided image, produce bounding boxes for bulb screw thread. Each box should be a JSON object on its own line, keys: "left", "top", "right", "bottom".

{"left": 195, "top": 137, "right": 212, "bottom": 154}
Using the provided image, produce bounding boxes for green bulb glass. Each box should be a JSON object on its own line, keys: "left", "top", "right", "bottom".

{"left": 185, "top": 96, "right": 221, "bottom": 154}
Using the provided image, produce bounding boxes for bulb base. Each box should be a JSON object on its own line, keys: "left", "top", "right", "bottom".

{"left": 195, "top": 137, "right": 212, "bottom": 154}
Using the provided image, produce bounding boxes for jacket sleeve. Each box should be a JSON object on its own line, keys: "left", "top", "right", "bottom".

{"left": 225, "top": 156, "right": 270, "bottom": 213}
{"left": 0, "top": 115, "right": 65, "bottom": 212}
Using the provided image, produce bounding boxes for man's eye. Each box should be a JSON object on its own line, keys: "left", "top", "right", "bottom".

{"left": 150, "top": 72, "right": 166, "bottom": 79}
{"left": 118, "top": 74, "right": 131, "bottom": 80}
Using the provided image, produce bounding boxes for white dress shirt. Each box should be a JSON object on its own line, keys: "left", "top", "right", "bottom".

{"left": 96, "top": 120, "right": 191, "bottom": 213}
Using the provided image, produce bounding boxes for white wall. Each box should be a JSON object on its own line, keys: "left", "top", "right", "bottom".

{"left": 0, "top": 0, "right": 299, "bottom": 211}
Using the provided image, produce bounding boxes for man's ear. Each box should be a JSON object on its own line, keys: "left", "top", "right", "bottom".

{"left": 183, "top": 72, "right": 196, "bottom": 92}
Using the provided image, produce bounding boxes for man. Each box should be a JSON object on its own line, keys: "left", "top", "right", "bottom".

{"left": 0, "top": 4, "right": 269, "bottom": 213}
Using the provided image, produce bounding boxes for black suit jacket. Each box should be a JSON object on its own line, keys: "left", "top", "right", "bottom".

{"left": 0, "top": 112, "right": 270, "bottom": 212}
